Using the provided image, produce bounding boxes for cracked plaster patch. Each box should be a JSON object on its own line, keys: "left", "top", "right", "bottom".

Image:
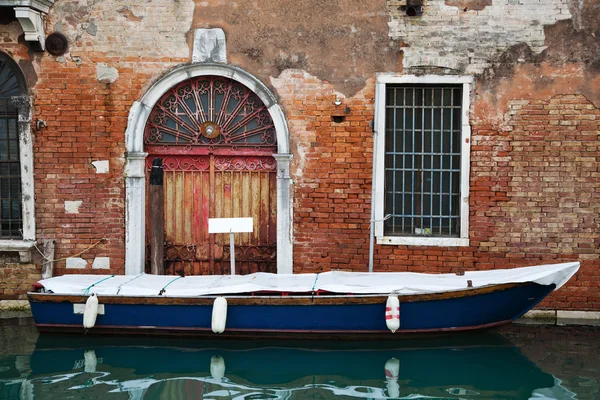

{"left": 389, "top": 0, "right": 573, "bottom": 73}
{"left": 92, "top": 160, "right": 109, "bottom": 174}
{"left": 65, "top": 200, "right": 83, "bottom": 214}
{"left": 96, "top": 63, "right": 119, "bottom": 84}
{"left": 66, "top": 257, "right": 87, "bottom": 269}
{"left": 92, "top": 257, "right": 110, "bottom": 269}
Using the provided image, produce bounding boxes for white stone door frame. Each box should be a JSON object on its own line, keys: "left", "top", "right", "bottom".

{"left": 124, "top": 63, "right": 293, "bottom": 275}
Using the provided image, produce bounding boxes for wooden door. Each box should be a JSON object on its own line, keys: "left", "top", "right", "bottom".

{"left": 144, "top": 76, "right": 278, "bottom": 275}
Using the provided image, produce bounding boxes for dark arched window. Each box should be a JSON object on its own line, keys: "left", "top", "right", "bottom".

{"left": 0, "top": 52, "right": 27, "bottom": 238}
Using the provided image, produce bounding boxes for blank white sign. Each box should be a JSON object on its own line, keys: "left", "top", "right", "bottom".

{"left": 208, "top": 217, "right": 254, "bottom": 233}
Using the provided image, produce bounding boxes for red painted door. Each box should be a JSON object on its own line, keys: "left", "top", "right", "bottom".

{"left": 144, "top": 76, "right": 277, "bottom": 275}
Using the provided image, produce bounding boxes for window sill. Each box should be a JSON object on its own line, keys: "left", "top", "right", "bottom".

{"left": 377, "top": 236, "right": 469, "bottom": 247}
{"left": 0, "top": 239, "right": 34, "bottom": 263}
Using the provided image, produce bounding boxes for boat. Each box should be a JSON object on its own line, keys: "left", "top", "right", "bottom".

{"left": 7, "top": 333, "right": 575, "bottom": 399}
{"left": 27, "top": 262, "right": 579, "bottom": 337}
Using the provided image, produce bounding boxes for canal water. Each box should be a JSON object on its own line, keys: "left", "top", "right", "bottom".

{"left": 1, "top": 313, "right": 598, "bottom": 399}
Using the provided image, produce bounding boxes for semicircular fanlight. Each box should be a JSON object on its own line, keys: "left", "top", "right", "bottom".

{"left": 144, "top": 76, "right": 277, "bottom": 152}
{"left": 0, "top": 60, "right": 23, "bottom": 98}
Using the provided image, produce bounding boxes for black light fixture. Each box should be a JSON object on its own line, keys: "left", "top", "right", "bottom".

{"left": 405, "top": 0, "right": 424, "bottom": 17}
{"left": 46, "top": 32, "right": 69, "bottom": 56}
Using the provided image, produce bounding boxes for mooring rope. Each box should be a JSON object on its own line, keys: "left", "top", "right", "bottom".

{"left": 158, "top": 276, "right": 183, "bottom": 295}
{"left": 311, "top": 273, "right": 320, "bottom": 292}
{"left": 116, "top": 273, "right": 144, "bottom": 295}
{"left": 83, "top": 275, "right": 115, "bottom": 295}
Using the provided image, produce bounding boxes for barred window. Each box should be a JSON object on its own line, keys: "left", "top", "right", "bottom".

{"left": 384, "top": 85, "right": 462, "bottom": 237}
{"left": 0, "top": 59, "right": 23, "bottom": 239}
{"left": 374, "top": 76, "right": 471, "bottom": 247}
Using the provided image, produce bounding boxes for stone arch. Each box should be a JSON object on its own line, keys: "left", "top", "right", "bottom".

{"left": 124, "top": 63, "right": 292, "bottom": 275}
{"left": 0, "top": 51, "right": 35, "bottom": 257}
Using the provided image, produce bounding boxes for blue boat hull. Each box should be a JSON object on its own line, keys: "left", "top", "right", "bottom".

{"left": 28, "top": 282, "right": 555, "bottom": 336}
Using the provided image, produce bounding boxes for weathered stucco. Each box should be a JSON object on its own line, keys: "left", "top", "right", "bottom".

{"left": 475, "top": 2, "right": 600, "bottom": 125}
{"left": 191, "top": 0, "right": 401, "bottom": 96}
{"left": 47, "top": 0, "right": 194, "bottom": 58}
{"left": 389, "top": 0, "right": 572, "bottom": 74}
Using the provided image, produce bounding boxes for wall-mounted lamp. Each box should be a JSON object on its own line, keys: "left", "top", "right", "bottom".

{"left": 405, "top": 0, "right": 424, "bottom": 17}
{"left": 334, "top": 98, "right": 342, "bottom": 106}
{"left": 36, "top": 119, "right": 47, "bottom": 131}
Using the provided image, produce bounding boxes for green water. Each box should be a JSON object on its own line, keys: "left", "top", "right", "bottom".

{"left": 1, "top": 315, "right": 599, "bottom": 399}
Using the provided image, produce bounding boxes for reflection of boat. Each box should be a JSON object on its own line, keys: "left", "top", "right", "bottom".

{"left": 27, "top": 262, "right": 578, "bottom": 337}
{"left": 14, "top": 333, "right": 574, "bottom": 399}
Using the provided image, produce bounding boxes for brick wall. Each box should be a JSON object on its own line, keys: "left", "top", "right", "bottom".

{"left": 0, "top": 254, "right": 40, "bottom": 300}
{"left": 27, "top": 0, "right": 194, "bottom": 276}
{"left": 275, "top": 70, "right": 598, "bottom": 310}
{"left": 470, "top": 95, "right": 600, "bottom": 310}
{"left": 271, "top": 71, "right": 376, "bottom": 272}
{"left": 0, "top": 0, "right": 598, "bottom": 311}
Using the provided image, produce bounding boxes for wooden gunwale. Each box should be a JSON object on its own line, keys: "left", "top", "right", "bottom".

{"left": 28, "top": 282, "right": 529, "bottom": 306}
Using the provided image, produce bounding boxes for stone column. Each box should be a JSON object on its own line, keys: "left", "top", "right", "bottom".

{"left": 125, "top": 152, "right": 148, "bottom": 275}
{"left": 273, "top": 153, "right": 293, "bottom": 274}
{"left": 12, "top": 96, "right": 35, "bottom": 243}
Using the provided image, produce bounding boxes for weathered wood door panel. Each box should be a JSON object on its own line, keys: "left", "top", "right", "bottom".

{"left": 144, "top": 75, "right": 278, "bottom": 275}
{"left": 146, "top": 155, "right": 277, "bottom": 275}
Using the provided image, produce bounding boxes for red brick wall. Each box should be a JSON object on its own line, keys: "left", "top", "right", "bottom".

{"left": 1, "top": 6, "right": 598, "bottom": 311}
{"left": 275, "top": 72, "right": 599, "bottom": 311}
{"left": 272, "top": 72, "right": 376, "bottom": 272}
{"left": 0, "top": 258, "right": 39, "bottom": 300}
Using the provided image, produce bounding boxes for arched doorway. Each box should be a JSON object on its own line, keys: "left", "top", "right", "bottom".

{"left": 144, "top": 75, "right": 278, "bottom": 275}
{"left": 124, "top": 63, "right": 293, "bottom": 276}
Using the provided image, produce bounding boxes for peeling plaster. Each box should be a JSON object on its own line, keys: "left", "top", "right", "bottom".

{"left": 191, "top": 0, "right": 400, "bottom": 96}
{"left": 270, "top": 69, "right": 372, "bottom": 179}
{"left": 444, "top": 0, "right": 492, "bottom": 11}
{"left": 476, "top": 10, "right": 600, "bottom": 126}
{"left": 117, "top": 7, "right": 143, "bottom": 22}
{"left": 389, "top": 0, "right": 573, "bottom": 74}
{"left": 48, "top": 0, "right": 194, "bottom": 59}
{"left": 65, "top": 200, "right": 83, "bottom": 214}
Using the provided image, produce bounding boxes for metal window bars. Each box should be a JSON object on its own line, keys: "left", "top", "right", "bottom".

{"left": 384, "top": 85, "right": 462, "bottom": 237}
{"left": 0, "top": 102, "right": 22, "bottom": 238}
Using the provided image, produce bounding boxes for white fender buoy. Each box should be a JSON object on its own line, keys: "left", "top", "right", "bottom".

{"left": 83, "top": 293, "right": 99, "bottom": 329}
{"left": 211, "top": 297, "right": 228, "bottom": 334}
{"left": 84, "top": 349, "right": 97, "bottom": 373}
{"left": 385, "top": 357, "right": 400, "bottom": 398}
{"left": 385, "top": 295, "right": 400, "bottom": 333}
{"left": 210, "top": 355, "right": 225, "bottom": 381}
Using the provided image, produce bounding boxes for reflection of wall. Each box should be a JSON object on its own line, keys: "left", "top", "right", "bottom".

{"left": 501, "top": 325, "right": 600, "bottom": 399}
{"left": 0, "top": 316, "right": 38, "bottom": 356}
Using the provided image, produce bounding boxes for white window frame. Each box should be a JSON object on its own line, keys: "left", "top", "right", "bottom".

{"left": 373, "top": 74, "right": 472, "bottom": 247}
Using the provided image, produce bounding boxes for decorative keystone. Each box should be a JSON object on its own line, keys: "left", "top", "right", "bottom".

{"left": 192, "top": 29, "right": 227, "bottom": 63}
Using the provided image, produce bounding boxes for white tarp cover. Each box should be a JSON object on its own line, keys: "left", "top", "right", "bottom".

{"left": 37, "top": 262, "right": 579, "bottom": 297}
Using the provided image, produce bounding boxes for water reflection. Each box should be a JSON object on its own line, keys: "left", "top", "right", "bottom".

{"left": 0, "top": 329, "right": 578, "bottom": 400}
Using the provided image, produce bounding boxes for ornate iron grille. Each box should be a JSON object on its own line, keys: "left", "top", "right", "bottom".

{"left": 144, "top": 76, "right": 277, "bottom": 153}
{"left": 384, "top": 85, "right": 462, "bottom": 237}
{"left": 0, "top": 60, "right": 22, "bottom": 99}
